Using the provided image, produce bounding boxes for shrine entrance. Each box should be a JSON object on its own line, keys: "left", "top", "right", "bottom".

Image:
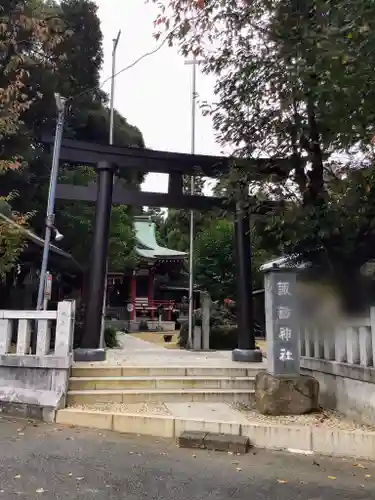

{"left": 43, "top": 135, "right": 290, "bottom": 363}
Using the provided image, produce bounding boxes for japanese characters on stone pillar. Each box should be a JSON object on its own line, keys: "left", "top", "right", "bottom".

{"left": 264, "top": 268, "right": 299, "bottom": 376}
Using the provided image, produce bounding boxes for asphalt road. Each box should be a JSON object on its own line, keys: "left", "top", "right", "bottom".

{"left": 0, "top": 417, "right": 374, "bottom": 500}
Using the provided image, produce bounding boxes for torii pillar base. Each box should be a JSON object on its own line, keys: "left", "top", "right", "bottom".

{"left": 74, "top": 348, "right": 106, "bottom": 362}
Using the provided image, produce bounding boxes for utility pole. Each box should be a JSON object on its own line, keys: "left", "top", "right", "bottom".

{"left": 184, "top": 56, "right": 199, "bottom": 349}
{"left": 36, "top": 93, "right": 66, "bottom": 310}
{"left": 110, "top": 30, "right": 121, "bottom": 145}
{"left": 100, "top": 30, "right": 121, "bottom": 346}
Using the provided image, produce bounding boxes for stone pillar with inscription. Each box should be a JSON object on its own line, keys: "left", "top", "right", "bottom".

{"left": 255, "top": 267, "right": 319, "bottom": 415}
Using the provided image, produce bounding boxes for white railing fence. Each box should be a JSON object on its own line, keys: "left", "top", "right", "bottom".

{"left": 300, "top": 308, "right": 375, "bottom": 368}
{"left": 0, "top": 300, "right": 75, "bottom": 358}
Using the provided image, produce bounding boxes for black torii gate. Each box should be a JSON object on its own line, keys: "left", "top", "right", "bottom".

{"left": 43, "top": 135, "right": 290, "bottom": 363}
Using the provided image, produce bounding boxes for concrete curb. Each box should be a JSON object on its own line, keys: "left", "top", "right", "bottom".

{"left": 55, "top": 408, "right": 375, "bottom": 461}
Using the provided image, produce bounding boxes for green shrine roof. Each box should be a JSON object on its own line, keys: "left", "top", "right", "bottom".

{"left": 134, "top": 216, "right": 187, "bottom": 261}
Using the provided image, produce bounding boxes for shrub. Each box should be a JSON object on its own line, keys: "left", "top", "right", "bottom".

{"left": 104, "top": 325, "right": 119, "bottom": 348}
{"left": 73, "top": 302, "right": 86, "bottom": 349}
{"left": 138, "top": 319, "right": 149, "bottom": 331}
{"left": 178, "top": 305, "right": 236, "bottom": 349}
{"left": 210, "top": 325, "right": 238, "bottom": 350}
{"left": 178, "top": 321, "right": 188, "bottom": 348}
{"left": 177, "top": 304, "right": 263, "bottom": 350}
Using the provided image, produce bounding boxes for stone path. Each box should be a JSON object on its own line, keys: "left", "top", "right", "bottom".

{"left": 88, "top": 333, "right": 267, "bottom": 368}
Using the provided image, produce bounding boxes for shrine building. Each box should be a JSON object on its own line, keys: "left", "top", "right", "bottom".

{"left": 106, "top": 216, "right": 189, "bottom": 329}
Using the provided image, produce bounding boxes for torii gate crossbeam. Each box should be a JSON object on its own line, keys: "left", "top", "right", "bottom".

{"left": 42, "top": 135, "right": 292, "bottom": 363}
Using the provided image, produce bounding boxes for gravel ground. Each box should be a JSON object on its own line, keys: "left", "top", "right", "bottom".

{"left": 69, "top": 402, "right": 173, "bottom": 415}
{"left": 231, "top": 402, "right": 375, "bottom": 431}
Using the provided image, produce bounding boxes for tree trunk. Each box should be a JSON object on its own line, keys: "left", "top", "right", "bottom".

{"left": 306, "top": 96, "right": 324, "bottom": 203}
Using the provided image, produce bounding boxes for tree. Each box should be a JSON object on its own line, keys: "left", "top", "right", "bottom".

{"left": 0, "top": 0, "right": 145, "bottom": 275}
{"left": 150, "top": 0, "right": 375, "bottom": 312}
{"left": 143, "top": 207, "right": 166, "bottom": 244}
{"left": 0, "top": 0, "right": 63, "bottom": 279}
{"left": 56, "top": 166, "right": 138, "bottom": 272}
{"left": 160, "top": 176, "right": 209, "bottom": 251}
{"left": 194, "top": 217, "right": 270, "bottom": 302}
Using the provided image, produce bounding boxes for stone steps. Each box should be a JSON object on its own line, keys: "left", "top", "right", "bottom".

{"left": 66, "top": 388, "right": 256, "bottom": 405}
{"left": 68, "top": 376, "right": 255, "bottom": 391}
{"left": 71, "top": 366, "right": 261, "bottom": 378}
{"left": 66, "top": 364, "right": 263, "bottom": 410}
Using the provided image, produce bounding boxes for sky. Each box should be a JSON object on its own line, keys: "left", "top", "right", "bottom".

{"left": 94, "top": 0, "right": 222, "bottom": 194}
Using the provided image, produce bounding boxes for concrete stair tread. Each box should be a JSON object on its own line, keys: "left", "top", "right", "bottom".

{"left": 72, "top": 366, "right": 259, "bottom": 370}
{"left": 72, "top": 365, "right": 264, "bottom": 370}
{"left": 69, "top": 376, "right": 255, "bottom": 381}
{"left": 68, "top": 389, "right": 255, "bottom": 394}
{"left": 71, "top": 367, "right": 263, "bottom": 377}
{"left": 59, "top": 402, "right": 248, "bottom": 422}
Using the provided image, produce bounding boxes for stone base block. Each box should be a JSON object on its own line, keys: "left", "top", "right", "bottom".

{"left": 73, "top": 348, "right": 106, "bottom": 362}
{"left": 232, "top": 348, "right": 262, "bottom": 363}
{"left": 178, "top": 431, "right": 207, "bottom": 449}
{"left": 204, "top": 433, "right": 250, "bottom": 454}
{"left": 0, "top": 401, "right": 56, "bottom": 422}
{"left": 255, "top": 371, "right": 319, "bottom": 415}
{"left": 178, "top": 431, "right": 250, "bottom": 454}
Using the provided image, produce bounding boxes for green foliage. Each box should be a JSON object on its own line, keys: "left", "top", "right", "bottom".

{"left": 0, "top": 215, "right": 27, "bottom": 281}
{"left": 0, "top": 0, "right": 63, "bottom": 279}
{"left": 258, "top": 165, "right": 375, "bottom": 311}
{"left": 55, "top": 166, "right": 137, "bottom": 271}
{"left": 194, "top": 218, "right": 271, "bottom": 302}
{"left": 0, "top": 0, "right": 145, "bottom": 277}
{"left": 177, "top": 321, "right": 188, "bottom": 348}
{"left": 143, "top": 207, "right": 166, "bottom": 245}
{"left": 151, "top": 0, "right": 375, "bottom": 312}
{"left": 194, "top": 219, "right": 235, "bottom": 301}
{"left": 159, "top": 177, "right": 209, "bottom": 252}
{"left": 178, "top": 303, "right": 236, "bottom": 348}
{"left": 178, "top": 302, "right": 264, "bottom": 350}
{"left": 104, "top": 325, "right": 119, "bottom": 349}
{"left": 209, "top": 326, "right": 238, "bottom": 351}
{"left": 138, "top": 319, "right": 149, "bottom": 331}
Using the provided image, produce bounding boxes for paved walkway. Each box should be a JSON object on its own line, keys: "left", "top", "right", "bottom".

{"left": 79, "top": 334, "right": 267, "bottom": 368}
{"left": 0, "top": 417, "right": 373, "bottom": 499}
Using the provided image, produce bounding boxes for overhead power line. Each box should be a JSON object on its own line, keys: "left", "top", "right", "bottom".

{"left": 68, "top": 15, "right": 204, "bottom": 105}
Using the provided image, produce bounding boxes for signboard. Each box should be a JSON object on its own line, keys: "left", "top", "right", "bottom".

{"left": 127, "top": 303, "right": 134, "bottom": 313}
{"left": 264, "top": 269, "right": 299, "bottom": 376}
{"left": 44, "top": 272, "right": 53, "bottom": 300}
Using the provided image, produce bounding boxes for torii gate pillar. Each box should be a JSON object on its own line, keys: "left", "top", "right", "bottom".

{"left": 232, "top": 201, "right": 262, "bottom": 362}
{"left": 74, "top": 161, "right": 115, "bottom": 362}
